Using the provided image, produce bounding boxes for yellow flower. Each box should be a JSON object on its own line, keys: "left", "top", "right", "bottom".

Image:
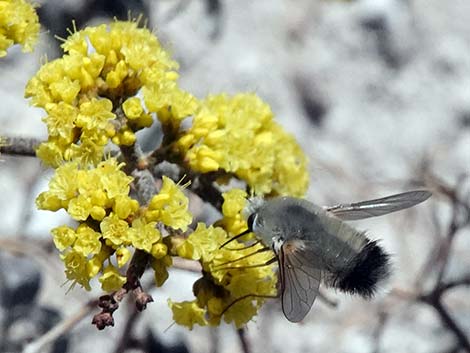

{"left": 25, "top": 20, "right": 196, "bottom": 167}
{"left": 115, "top": 247, "right": 131, "bottom": 268}
{"left": 37, "top": 158, "right": 136, "bottom": 224}
{"left": 27, "top": 17, "right": 311, "bottom": 332}
{"left": 0, "top": 0, "right": 39, "bottom": 57}
{"left": 168, "top": 300, "right": 208, "bottom": 330}
{"left": 51, "top": 225, "right": 76, "bottom": 251}
{"left": 171, "top": 192, "right": 277, "bottom": 328}
{"left": 146, "top": 176, "right": 192, "bottom": 231}
{"left": 176, "top": 223, "right": 226, "bottom": 262}
{"left": 128, "top": 218, "right": 161, "bottom": 252}
{"left": 150, "top": 243, "right": 167, "bottom": 259}
{"left": 113, "top": 195, "right": 139, "bottom": 220}
{"left": 99, "top": 265, "right": 127, "bottom": 292}
{"left": 73, "top": 224, "right": 102, "bottom": 256}
{"left": 36, "top": 162, "right": 80, "bottom": 211}
{"left": 61, "top": 249, "right": 94, "bottom": 290}
{"left": 75, "top": 98, "right": 115, "bottom": 132}
{"left": 98, "top": 159, "right": 133, "bottom": 199}
{"left": 219, "top": 189, "right": 249, "bottom": 235}
{"left": 122, "top": 97, "right": 143, "bottom": 119}
{"left": 67, "top": 194, "right": 92, "bottom": 221}
{"left": 100, "top": 213, "right": 130, "bottom": 247}
{"left": 151, "top": 255, "right": 172, "bottom": 287}
{"left": 175, "top": 93, "right": 309, "bottom": 196}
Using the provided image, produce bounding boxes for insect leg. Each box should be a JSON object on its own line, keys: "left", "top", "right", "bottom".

{"left": 224, "top": 239, "right": 261, "bottom": 251}
{"left": 213, "top": 247, "right": 271, "bottom": 269}
{"left": 220, "top": 293, "right": 279, "bottom": 317}
{"left": 212, "top": 256, "right": 277, "bottom": 272}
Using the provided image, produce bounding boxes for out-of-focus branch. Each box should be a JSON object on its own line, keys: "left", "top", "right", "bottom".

{"left": 391, "top": 172, "right": 470, "bottom": 353}
{"left": 0, "top": 136, "right": 41, "bottom": 157}
{"left": 112, "top": 304, "right": 141, "bottom": 353}
{"left": 22, "top": 299, "right": 98, "bottom": 353}
{"left": 419, "top": 291, "right": 470, "bottom": 352}
{"left": 237, "top": 328, "right": 251, "bottom": 353}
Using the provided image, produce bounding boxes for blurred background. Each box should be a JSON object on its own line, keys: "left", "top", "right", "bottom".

{"left": 0, "top": 0, "right": 469, "bottom": 352}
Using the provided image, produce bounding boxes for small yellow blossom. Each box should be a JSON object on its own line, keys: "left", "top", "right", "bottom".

{"left": 219, "top": 189, "right": 249, "bottom": 235}
{"left": 113, "top": 195, "right": 139, "bottom": 219}
{"left": 73, "top": 224, "right": 102, "bottom": 256}
{"left": 150, "top": 243, "right": 167, "bottom": 259}
{"left": 151, "top": 255, "right": 172, "bottom": 287}
{"left": 122, "top": 97, "right": 144, "bottom": 119}
{"left": 37, "top": 159, "right": 136, "bottom": 223}
{"left": 62, "top": 249, "right": 94, "bottom": 290}
{"left": 100, "top": 213, "right": 130, "bottom": 247}
{"left": 0, "top": 0, "right": 39, "bottom": 57}
{"left": 37, "top": 162, "right": 80, "bottom": 210}
{"left": 67, "top": 194, "right": 92, "bottom": 221}
{"left": 88, "top": 245, "right": 113, "bottom": 278}
{"left": 99, "top": 265, "right": 127, "bottom": 292}
{"left": 176, "top": 223, "right": 226, "bottom": 262}
{"left": 128, "top": 218, "right": 161, "bottom": 252}
{"left": 51, "top": 225, "right": 76, "bottom": 251}
{"left": 168, "top": 300, "right": 208, "bottom": 330}
{"left": 146, "top": 176, "right": 192, "bottom": 231}
{"left": 115, "top": 247, "right": 131, "bottom": 268}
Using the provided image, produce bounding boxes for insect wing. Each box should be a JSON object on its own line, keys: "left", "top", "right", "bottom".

{"left": 325, "top": 190, "right": 432, "bottom": 221}
{"left": 278, "top": 241, "right": 322, "bottom": 322}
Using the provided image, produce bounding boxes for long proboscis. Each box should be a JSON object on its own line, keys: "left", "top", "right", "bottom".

{"left": 219, "top": 228, "right": 251, "bottom": 249}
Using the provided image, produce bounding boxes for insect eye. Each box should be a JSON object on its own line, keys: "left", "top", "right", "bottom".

{"left": 246, "top": 213, "right": 256, "bottom": 231}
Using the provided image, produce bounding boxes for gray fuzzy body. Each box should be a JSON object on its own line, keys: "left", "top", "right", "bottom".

{"left": 248, "top": 196, "right": 390, "bottom": 295}
{"left": 250, "top": 197, "right": 366, "bottom": 273}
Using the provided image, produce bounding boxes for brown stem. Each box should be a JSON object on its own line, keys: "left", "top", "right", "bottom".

{"left": 92, "top": 250, "right": 153, "bottom": 330}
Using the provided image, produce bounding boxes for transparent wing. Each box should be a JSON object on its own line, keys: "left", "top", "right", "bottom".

{"left": 325, "top": 190, "right": 432, "bottom": 221}
{"left": 278, "top": 241, "right": 322, "bottom": 322}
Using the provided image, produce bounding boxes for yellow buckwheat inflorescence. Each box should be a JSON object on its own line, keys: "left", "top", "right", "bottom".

{"left": 174, "top": 93, "right": 309, "bottom": 196}
{"left": 0, "top": 0, "right": 39, "bottom": 57}
{"left": 172, "top": 189, "right": 277, "bottom": 329}
{"left": 36, "top": 158, "right": 185, "bottom": 291}
{"left": 25, "top": 21, "right": 198, "bottom": 167}
{"left": 28, "top": 20, "right": 309, "bottom": 329}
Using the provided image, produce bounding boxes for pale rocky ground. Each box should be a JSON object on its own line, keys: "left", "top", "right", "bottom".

{"left": 0, "top": 0, "right": 469, "bottom": 353}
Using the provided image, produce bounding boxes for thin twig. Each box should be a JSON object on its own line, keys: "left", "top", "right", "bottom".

{"left": 22, "top": 299, "right": 98, "bottom": 353}
{"left": 419, "top": 293, "right": 470, "bottom": 352}
{"left": 0, "top": 136, "right": 42, "bottom": 157}
{"left": 237, "top": 328, "right": 251, "bottom": 353}
{"left": 401, "top": 172, "right": 470, "bottom": 352}
{"left": 371, "top": 309, "right": 389, "bottom": 353}
{"left": 112, "top": 304, "right": 141, "bottom": 353}
{"left": 172, "top": 257, "right": 202, "bottom": 273}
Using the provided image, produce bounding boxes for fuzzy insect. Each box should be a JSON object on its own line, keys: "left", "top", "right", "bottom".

{"left": 223, "top": 190, "right": 431, "bottom": 322}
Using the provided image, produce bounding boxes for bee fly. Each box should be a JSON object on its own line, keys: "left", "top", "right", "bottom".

{"left": 221, "top": 190, "right": 432, "bottom": 322}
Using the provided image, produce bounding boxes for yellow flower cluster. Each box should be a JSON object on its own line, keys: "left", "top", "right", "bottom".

{"left": 170, "top": 189, "right": 277, "bottom": 329}
{"left": 25, "top": 21, "right": 198, "bottom": 167}
{"left": 0, "top": 0, "right": 39, "bottom": 57}
{"left": 175, "top": 93, "right": 309, "bottom": 196}
{"left": 37, "top": 158, "right": 191, "bottom": 291}
{"left": 27, "top": 20, "right": 310, "bottom": 329}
